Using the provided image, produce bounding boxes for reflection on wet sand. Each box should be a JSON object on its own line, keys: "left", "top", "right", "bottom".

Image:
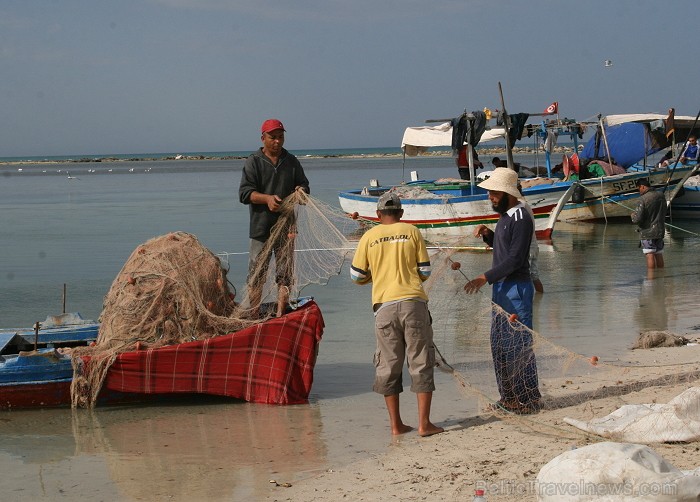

{"left": 71, "top": 400, "right": 324, "bottom": 500}
{"left": 636, "top": 268, "right": 670, "bottom": 332}
{"left": 0, "top": 411, "right": 77, "bottom": 464}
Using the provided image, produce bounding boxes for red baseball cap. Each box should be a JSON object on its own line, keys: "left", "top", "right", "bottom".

{"left": 261, "top": 119, "right": 285, "bottom": 134}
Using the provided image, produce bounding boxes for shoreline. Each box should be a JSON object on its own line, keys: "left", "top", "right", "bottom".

{"left": 0, "top": 146, "right": 578, "bottom": 167}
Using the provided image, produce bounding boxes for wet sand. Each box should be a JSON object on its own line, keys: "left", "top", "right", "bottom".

{"left": 268, "top": 345, "right": 700, "bottom": 502}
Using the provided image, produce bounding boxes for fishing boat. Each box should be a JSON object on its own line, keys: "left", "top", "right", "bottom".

{"left": 0, "top": 313, "right": 99, "bottom": 409}
{"left": 0, "top": 299, "right": 324, "bottom": 410}
{"left": 338, "top": 110, "right": 699, "bottom": 240}
{"left": 586, "top": 113, "right": 700, "bottom": 221}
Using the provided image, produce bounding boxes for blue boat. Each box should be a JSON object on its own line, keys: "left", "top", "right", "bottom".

{"left": 0, "top": 312, "right": 98, "bottom": 356}
{"left": 0, "top": 313, "right": 98, "bottom": 409}
{"left": 0, "top": 349, "right": 76, "bottom": 409}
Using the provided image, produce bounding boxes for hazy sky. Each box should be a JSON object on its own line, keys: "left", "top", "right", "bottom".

{"left": 1, "top": 0, "right": 696, "bottom": 156}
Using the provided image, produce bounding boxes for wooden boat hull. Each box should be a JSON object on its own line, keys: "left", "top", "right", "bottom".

{"left": 1, "top": 379, "right": 73, "bottom": 409}
{"left": 0, "top": 349, "right": 74, "bottom": 409}
{"left": 338, "top": 181, "right": 562, "bottom": 241}
{"left": 670, "top": 181, "right": 700, "bottom": 218}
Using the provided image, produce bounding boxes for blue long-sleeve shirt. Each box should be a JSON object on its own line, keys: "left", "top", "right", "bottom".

{"left": 481, "top": 203, "right": 533, "bottom": 284}
{"left": 682, "top": 143, "right": 699, "bottom": 161}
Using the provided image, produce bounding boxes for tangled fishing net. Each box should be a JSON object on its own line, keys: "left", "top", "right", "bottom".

{"left": 70, "top": 190, "right": 359, "bottom": 407}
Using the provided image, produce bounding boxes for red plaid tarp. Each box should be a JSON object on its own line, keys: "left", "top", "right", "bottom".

{"left": 100, "top": 301, "right": 324, "bottom": 405}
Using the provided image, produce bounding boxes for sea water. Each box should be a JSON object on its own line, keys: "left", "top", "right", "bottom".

{"left": 1, "top": 154, "right": 700, "bottom": 501}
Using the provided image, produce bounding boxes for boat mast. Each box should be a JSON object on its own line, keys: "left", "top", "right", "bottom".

{"left": 598, "top": 116, "right": 613, "bottom": 166}
{"left": 498, "top": 82, "right": 516, "bottom": 171}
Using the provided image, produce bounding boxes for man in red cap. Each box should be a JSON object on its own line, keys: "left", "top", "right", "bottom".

{"left": 239, "top": 119, "right": 310, "bottom": 317}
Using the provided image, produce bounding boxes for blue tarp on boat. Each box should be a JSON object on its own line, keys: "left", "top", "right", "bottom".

{"left": 581, "top": 122, "right": 663, "bottom": 168}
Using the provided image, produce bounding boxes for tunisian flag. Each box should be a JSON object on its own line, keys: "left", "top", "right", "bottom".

{"left": 543, "top": 102, "right": 558, "bottom": 115}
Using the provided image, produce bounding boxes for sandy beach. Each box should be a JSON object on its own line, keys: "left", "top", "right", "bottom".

{"left": 267, "top": 344, "right": 700, "bottom": 502}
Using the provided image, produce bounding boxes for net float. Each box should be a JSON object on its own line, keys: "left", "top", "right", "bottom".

{"left": 450, "top": 261, "right": 461, "bottom": 270}
{"left": 590, "top": 356, "right": 599, "bottom": 366}
{"left": 127, "top": 276, "right": 136, "bottom": 285}
{"left": 351, "top": 212, "right": 359, "bottom": 220}
{"left": 508, "top": 313, "right": 518, "bottom": 322}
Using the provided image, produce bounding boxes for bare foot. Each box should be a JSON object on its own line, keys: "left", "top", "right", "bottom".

{"left": 392, "top": 424, "right": 414, "bottom": 435}
{"left": 533, "top": 279, "right": 544, "bottom": 293}
{"left": 419, "top": 423, "right": 444, "bottom": 437}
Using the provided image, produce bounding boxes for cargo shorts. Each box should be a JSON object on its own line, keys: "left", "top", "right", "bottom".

{"left": 372, "top": 300, "right": 436, "bottom": 395}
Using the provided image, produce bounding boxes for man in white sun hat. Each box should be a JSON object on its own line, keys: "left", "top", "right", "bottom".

{"left": 463, "top": 168, "right": 542, "bottom": 414}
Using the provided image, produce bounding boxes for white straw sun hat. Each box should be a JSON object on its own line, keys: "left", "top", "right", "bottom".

{"left": 477, "top": 167, "right": 521, "bottom": 199}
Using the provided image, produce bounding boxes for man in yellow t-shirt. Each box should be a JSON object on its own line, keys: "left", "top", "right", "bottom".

{"left": 351, "top": 192, "right": 443, "bottom": 437}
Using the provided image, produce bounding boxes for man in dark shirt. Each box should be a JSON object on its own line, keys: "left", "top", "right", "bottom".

{"left": 631, "top": 179, "right": 667, "bottom": 269}
{"left": 463, "top": 167, "right": 541, "bottom": 414}
{"left": 239, "top": 119, "right": 310, "bottom": 317}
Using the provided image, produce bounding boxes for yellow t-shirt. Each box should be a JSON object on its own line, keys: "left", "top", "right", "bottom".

{"left": 350, "top": 222, "right": 430, "bottom": 306}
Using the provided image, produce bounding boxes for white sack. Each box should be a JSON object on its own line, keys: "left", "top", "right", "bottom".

{"left": 563, "top": 387, "right": 700, "bottom": 443}
{"left": 536, "top": 442, "right": 700, "bottom": 502}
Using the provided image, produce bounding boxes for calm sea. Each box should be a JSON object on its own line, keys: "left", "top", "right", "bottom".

{"left": 2, "top": 151, "right": 700, "bottom": 501}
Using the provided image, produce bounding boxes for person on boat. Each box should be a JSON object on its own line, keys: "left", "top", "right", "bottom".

{"left": 680, "top": 136, "right": 699, "bottom": 164}
{"left": 463, "top": 168, "right": 542, "bottom": 414}
{"left": 491, "top": 157, "right": 507, "bottom": 168}
{"left": 239, "top": 119, "right": 310, "bottom": 317}
{"left": 350, "top": 192, "right": 444, "bottom": 437}
{"left": 562, "top": 154, "right": 580, "bottom": 181}
{"left": 492, "top": 156, "right": 532, "bottom": 177}
{"left": 657, "top": 150, "right": 673, "bottom": 168}
{"left": 456, "top": 145, "right": 483, "bottom": 180}
{"left": 631, "top": 179, "right": 667, "bottom": 270}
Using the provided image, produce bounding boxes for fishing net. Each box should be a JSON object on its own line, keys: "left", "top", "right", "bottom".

{"left": 423, "top": 245, "right": 700, "bottom": 441}
{"left": 70, "top": 190, "right": 360, "bottom": 408}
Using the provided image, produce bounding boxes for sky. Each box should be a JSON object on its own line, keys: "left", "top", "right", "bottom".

{"left": 1, "top": 0, "right": 697, "bottom": 156}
